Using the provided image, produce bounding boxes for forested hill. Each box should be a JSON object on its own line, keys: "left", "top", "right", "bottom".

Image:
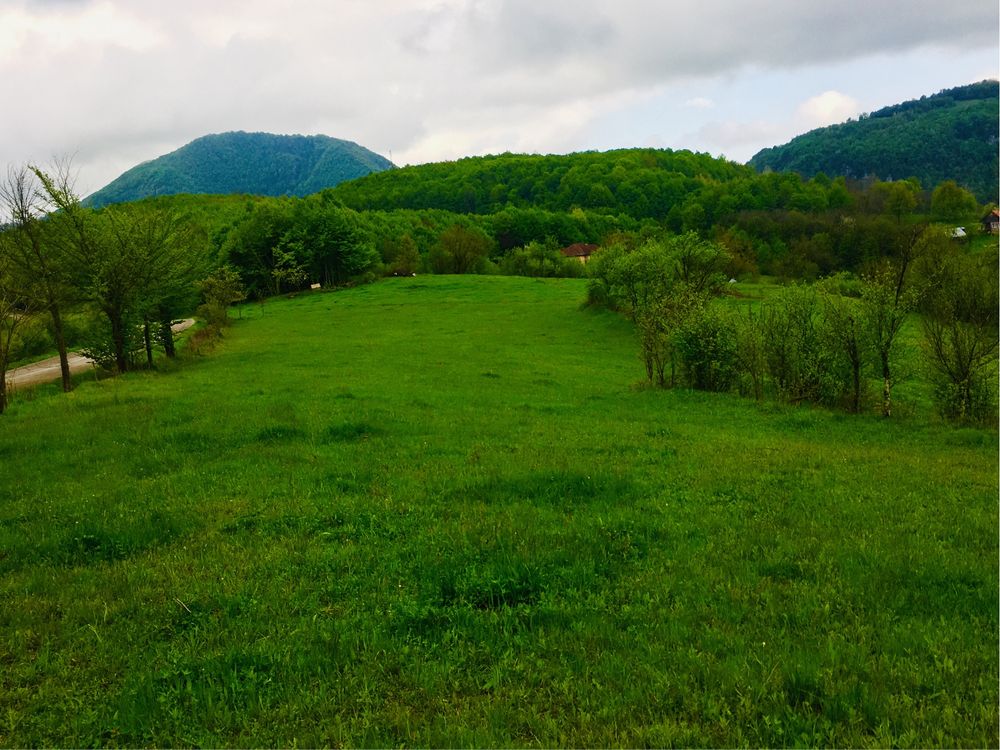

{"left": 749, "top": 80, "right": 999, "bottom": 202}
{"left": 85, "top": 132, "right": 395, "bottom": 208}
{"left": 328, "top": 149, "right": 754, "bottom": 219}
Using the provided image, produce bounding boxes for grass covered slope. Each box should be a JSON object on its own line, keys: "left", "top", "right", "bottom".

{"left": 1, "top": 276, "right": 997, "bottom": 746}
{"left": 750, "top": 80, "right": 1000, "bottom": 202}
{"left": 85, "top": 132, "right": 395, "bottom": 208}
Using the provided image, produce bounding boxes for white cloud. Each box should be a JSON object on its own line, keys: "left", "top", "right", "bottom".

{"left": 683, "top": 119, "right": 790, "bottom": 157}
{"left": 0, "top": 0, "right": 996, "bottom": 192}
{"left": 796, "top": 90, "right": 861, "bottom": 128}
{"left": 684, "top": 97, "right": 715, "bottom": 109}
{"left": 0, "top": 1, "right": 166, "bottom": 60}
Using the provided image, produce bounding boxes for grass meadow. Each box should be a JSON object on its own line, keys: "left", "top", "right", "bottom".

{"left": 1, "top": 275, "right": 997, "bottom": 747}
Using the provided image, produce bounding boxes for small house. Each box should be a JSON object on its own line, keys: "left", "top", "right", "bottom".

{"left": 560, "top": 243, "right": 599, "bottom": 264}
{"left": 981, "top": 209, "right": 999, "bottom": 234}
{"left": 950, "top": 227, "right": 967, "bottom": 239}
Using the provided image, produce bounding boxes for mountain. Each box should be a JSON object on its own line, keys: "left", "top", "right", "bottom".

{"left": 749, "top": 81, "right": 999, "bottom": 202}
{"left": 85, "top": 131, "right": 395, "bottom": 207}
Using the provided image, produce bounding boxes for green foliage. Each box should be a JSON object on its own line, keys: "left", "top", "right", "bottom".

{"left": 85, "top": 132, "right": 394, "bottom": 208}
{"left": 675, "top": 303, "right": 739, "bottom": 392}
{"left": 760, "top": 285, "right": 833, "bottom": 403}
{"left": 931, "top": 180, "right": 980, "bottom": 221}
{"left": 591, "top": 235, "right": 730, "bottom": 386}
{"left": 878, "top": 181, "right": 919, "bottom": 223}
{"left": 818, "top": 290, "right": 868, "bottom": 412}
{"left": 859, "top": 242, "right": 926, "bottom": 418}
{"left": 331, "top": 148, "right": 753, "bottom": 219}
{"left": 921, "top": 248, "right": 999, "bottom": 423}
{"left": 750, "top": 81, "right": 1000, "bottom": 203}
{"left": 427, "top": 224, "right": 494, "bottom": 274}
{"left": 498, "top": 241, "right": 585, "bottom": 278}
{"left": 198, "top": 267, "right": 246, "bottom": 326}
{"left": 379, "top": 234, "right": 420, "bottom": 276}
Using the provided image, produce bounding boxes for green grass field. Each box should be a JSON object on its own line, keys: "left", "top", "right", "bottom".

{"left": 1, "top": 276, "right": 997, "bottom": 747}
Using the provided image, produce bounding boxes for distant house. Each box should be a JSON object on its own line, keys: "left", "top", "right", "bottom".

{"left": 560, "top": 243, "right": 599, "bottom": 264}
{"left": 981, "top": 209, "right": 999, "bottom": 234}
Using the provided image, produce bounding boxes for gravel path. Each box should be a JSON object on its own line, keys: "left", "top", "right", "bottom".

{"left": 5, "top": 319, "right": 196, "bottom": 390}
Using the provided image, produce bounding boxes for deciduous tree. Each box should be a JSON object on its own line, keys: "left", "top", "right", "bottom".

{"left": 0, "top": 165, "right": 75, "bottom": 391}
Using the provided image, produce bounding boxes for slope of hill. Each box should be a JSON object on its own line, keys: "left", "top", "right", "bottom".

{"left": 85, "top": 132, "right": 395, "bottom": 207}
{"left": 749, "top": 81, "right": 999, "bottom": 202}
{"left": 329, "top": 148, "right": 754, "bottom": 219}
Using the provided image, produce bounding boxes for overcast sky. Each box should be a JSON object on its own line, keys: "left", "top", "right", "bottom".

{"left": 1, "top": 0, "right": 997, "bottom": 196}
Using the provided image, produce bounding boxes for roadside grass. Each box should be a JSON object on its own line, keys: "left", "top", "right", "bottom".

{"left": 0, "top": 275, "right": 996, "bottom": 747}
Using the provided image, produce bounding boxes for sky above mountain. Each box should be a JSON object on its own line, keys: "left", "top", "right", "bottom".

{"left": 2, "top": 0, "right": 997, "bottom": 196}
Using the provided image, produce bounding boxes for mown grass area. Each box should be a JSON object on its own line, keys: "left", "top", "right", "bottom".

{"left": 1, "top": 275, "right": 996, "bottom": 747}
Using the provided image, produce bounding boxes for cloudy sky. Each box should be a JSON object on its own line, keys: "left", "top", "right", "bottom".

{"left": 1, "top": 0, "right": 997, "bottom": 196}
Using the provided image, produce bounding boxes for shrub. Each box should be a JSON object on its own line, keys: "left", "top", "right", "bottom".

{"left": 733, "top": 307, "right": 767, "bottom": 401}
{"left": 499, "top": 241, "right": 585, "bottom": 278}
{"left": 921, "top": 249, "right": 999, "bottom": 424}
{"left": 761, "top": 285, "right": 842, "bottom": 404}
{"left": 676, "top": 303, "right": 739, "bottom": 392}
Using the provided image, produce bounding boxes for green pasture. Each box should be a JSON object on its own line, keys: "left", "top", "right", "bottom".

{"left": 1, "top": 275, "right": 996, "bottom": 747}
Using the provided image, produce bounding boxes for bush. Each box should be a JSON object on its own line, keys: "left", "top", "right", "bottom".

{"left": 733, "top": 308, "right": 767, "bottom": 400}
{"left": 79, "top": 316, "right": 143, "bottom": 371}
{"left": 761, "top": 285, "right": 842, "bottom": 404}
{"left": 676, "top": 303, "right": 739, "bottom": 392}
{"left": 921, "top": 249, "right": 999, "bottom": 424}
{"left": 931, "top": 377, "right": 998, "bottom": 425}
{"left": 499, "top": 241, "right": 585, "bottom": 278}
{"left": 11, "top": 318, "right": 51, "bottom": 362}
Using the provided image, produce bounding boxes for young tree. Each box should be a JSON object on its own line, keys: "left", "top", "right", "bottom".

{"left": 760, "top": 284, "right": 827, "bottom": 403}
{"left": 921, "top": 249, "right": 999, "bottom": 422}
{"left": 77, "top": 203, "right": 205, "bottom": 372}
{"left": 666, "top": 232, "right": 730, "bottom": 294}
{"left": 930, "top": 180, "right": 978, "bottom": 222}
{"left": 860, "top": 225, "right": 936, "bottom": 417}
{"left": 283, "top": 201, "right": 377, "bottom": 286}
{"left": 198, "top": 266, "right": 246, "bottom": 326}
{"left": 733, "top": 307, "right": 767, "bottom": 401}
{"left": 860, "top": 263, "right": 920, "bottom": 418}
{"left": 382, "top": 234, "right": 420, "bottom": 276}
{"left": 0, "top": 251, "right": 37, "bottom": 413}
{"left": 0, "top": 165, "right": 75, "bottom": 391}
{"left": 429, "top": 225, "right": 493, "bottom": 274}
{"left": 819, "top": 291, "right": 867, "bottom": 413}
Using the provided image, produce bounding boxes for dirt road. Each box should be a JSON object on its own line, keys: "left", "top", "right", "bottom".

{"left": 5, "top": 319, "right": 196, "bottom": 390}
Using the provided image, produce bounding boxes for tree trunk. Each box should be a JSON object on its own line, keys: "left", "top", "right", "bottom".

{"left": 143, "top": 317, "right": 154, "bottom": 369}
{"left": 159, "top": 312, "right": 176, "bottom": 358}
{"left": 851, "top": 359, "right": 861, "bottom": 414}
{"left": 110, "top": 311, "right": 128, "bottom": 373}
{"left": 881, "top": 353, "right": 892, "bottom": 417}
{"left": 49, "top": 304, "right": 72, "bottom": 392}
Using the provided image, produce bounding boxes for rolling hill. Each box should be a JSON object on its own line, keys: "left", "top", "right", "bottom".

{"left": 328, "top": 148, "right": 754, "bottom": 219}
{"left": 85, "top": 131, "right": 395, "bottom": 208}
{"left": 749, "top": 80, "right": 999, "bottom": 202}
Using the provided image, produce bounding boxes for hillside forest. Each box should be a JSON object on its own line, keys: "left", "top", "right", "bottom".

{"left": 750, "top": 80, "right": 999, "bottom": 203}
{"left": 1, "top": 143, "right": 998, "bottom": 423}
